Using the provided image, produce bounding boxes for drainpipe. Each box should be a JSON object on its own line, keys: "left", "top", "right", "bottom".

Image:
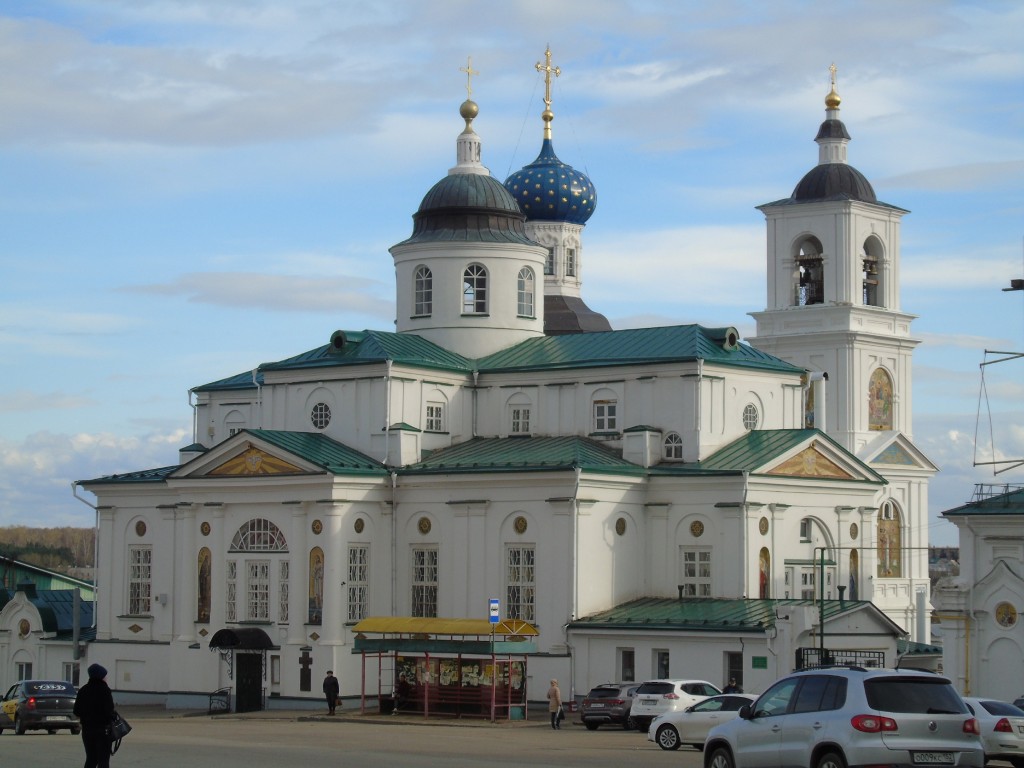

{"left": 741, "top": 471, "right": 749, "bottom": 597}
{"left": 472, "top": 370, "right": 479, "bottom": 438}
{"left": 251, "top": 368, "right": 262, "bottom": 428}
{"left": 188, "top": 389, "right": 197, "bottom": 444}
{"left": 381, "top": 359, "right": 393, "bottom": 464}
{"left": 71, "top": 482, "right": 99, "bottom": 631}
{"left": 390, "top": 470, "right": 398, "bottom": 616}
{"left": 570, "top": 466, "right": 581, "bottom": 703}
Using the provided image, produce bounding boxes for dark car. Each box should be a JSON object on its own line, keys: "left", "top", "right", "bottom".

{"left": 580, "top": 682, "right": 640, "bottom": 730}
{"left": 0, "top": 680, "right": 80, "bottom": 735}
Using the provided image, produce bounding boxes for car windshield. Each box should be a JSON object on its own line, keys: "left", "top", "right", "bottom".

{"left": 639, "top": 682, "right": 675, "bottom": 695}
{"left": 587, "top": 688, "right": 623, "bottom": 699}
{"left": 864, "top": 678, "right": 968, "bottom": 714}
{"left": 25, "top": 681, "right": 75, "bottom": 694}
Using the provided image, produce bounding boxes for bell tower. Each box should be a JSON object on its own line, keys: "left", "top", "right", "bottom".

{"left": 748, "top": 66, "right": 919, "bottom": 455}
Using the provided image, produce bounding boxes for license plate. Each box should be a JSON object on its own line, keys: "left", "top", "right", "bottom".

{"left": 640, "top": 700, "right": 654, "bottom": 706}
{"left": 590, "top": 703, "right": 604, "bottom": 708}
{"left": 46, "top": 715, "right": 69, "bottom": 722}
{"left": 912, "top": 753, "right": 954, "bottom": 764}
{"left": 1019, "top": 725, "right": 1024, "bottom": 734}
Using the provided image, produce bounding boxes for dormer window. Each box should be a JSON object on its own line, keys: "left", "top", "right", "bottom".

{"left": 663, "top": 433, "right": 683, "bottom": 460}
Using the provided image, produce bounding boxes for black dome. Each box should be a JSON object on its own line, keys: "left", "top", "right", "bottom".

{"left": 397, "top": 173, "right": 536, "bottom": 246}
{"left": 791, "top": 163, "right": 877, "bottom": 203}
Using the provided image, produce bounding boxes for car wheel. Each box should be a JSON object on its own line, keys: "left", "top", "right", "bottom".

{"left": 625, "top": 715, "right": 637, "bottom": 730}
{"left": 708, "top": 746, "right": 735, "bottom": 768}
{"left": 1008, "top": 760, "right": 1024, "bottom": 768}
{"left": 656, "top": 724, "right": 681, "bottom": 750}
{"left": 14, "top": 715, "right": 26, "bottom": 735}
{"left": 71, "top": 726, "right": 81, "bottom": 736}
{"left": 816, "top": 750, "right": 846, "bottom": 768}
{"left": 48, "top": 729, "right": 56, "bottom": 735}
{"left": 585, "top": 722, "right": 599, "bottom": 731}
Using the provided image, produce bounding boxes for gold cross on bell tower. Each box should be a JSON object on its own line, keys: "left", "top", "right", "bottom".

{"left": 535, "top": 45, "right": 560, "bottom": 140}
{"left": 460, "top": 56, "right": 479, "bottom": 98}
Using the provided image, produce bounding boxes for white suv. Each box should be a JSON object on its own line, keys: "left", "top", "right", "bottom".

{"left": 704, "top": 667, "right": 984, "bottom": 768}
{"left": 631, "top": 679, "right": 721, "bottom": 730}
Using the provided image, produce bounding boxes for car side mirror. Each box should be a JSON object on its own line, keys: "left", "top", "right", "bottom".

{"left": 738, "top": 704, "right": 753, "bottom": 720}
{"left": 685, "top": 705, "right": 694, "bottom": 712}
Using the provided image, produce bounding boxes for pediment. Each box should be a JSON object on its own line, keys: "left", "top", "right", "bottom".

{"left": 860, "top": 431, "right": 938, "bottom": 472}
{"left": 768, "top": 444, "right": 857, "bottom": 480}
{"left": 207, "top": 447, "right": 305, "bottom": 476}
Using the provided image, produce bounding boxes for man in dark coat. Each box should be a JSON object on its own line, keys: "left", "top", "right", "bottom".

{"left": 323, "top": 670, "right": 340, "bottom": 715}
{"left": 73, "top": 663, "right": 116, "bottom": 768}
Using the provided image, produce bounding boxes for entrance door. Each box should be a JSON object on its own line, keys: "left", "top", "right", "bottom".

{"left": 235, "top": 654, "right": 263, "bottom": 713}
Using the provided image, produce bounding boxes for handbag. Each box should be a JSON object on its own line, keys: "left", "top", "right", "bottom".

{"left": 557, "top": 705, "right": 565, "bottom": 722}
{"left": 107, "top": 711, "right": 132, "bottom": 754}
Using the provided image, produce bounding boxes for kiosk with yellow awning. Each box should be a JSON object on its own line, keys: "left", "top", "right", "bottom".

{"left": 352, "top": 617, "right": 538, "bottom": 721}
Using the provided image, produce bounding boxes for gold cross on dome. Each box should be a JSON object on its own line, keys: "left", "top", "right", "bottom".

{"left": 829, "top": 62, "right": 838, "bottom": 89}
{"left": 460, "top": 56, "right": 479, "bottom": 97}
{"left": 535, "top": 45, "right": 561, "bottom": 108}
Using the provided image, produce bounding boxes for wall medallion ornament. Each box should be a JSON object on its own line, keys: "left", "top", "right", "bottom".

{"left": 311, "top": 519, "right": 323, "bottom": 535}
{"left": 759, "top": 517, "right": 769, "bottom": 535}
{"left": 418, "top": 516, "right": 432, "bottom": 535}
{"left": 354, "top": 518, "right": 365, "bottom": 534}
{"left": 850, "top": 523, "right": 859, "bottom": 539}
{"left": 995, "top": 601, "right": 1018, "bottom": 629}
{"left": 135, "top": 520, "right": 147, "bottom": 537}
{"left": 514, "top": 516, "right": 528, "bottom": 534}
{"left": 200, "top": 521, "right": 211, "bottom": 536}
{"left": 616, "top": 518, "right": 627, "bottom": 536}
{"left": 18, "top": 619, "right": 30, "bottom": 638}
{"left": 690, "top": 520, "right": 705, "bottom": 538}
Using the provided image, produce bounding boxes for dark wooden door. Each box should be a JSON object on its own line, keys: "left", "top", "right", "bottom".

{"left": 235, "top": 654, "right": 263, "bottom": 713}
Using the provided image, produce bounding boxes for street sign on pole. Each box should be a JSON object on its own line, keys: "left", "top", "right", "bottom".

{"left": 489, "top": 598, "right": 499, "bottom": 624}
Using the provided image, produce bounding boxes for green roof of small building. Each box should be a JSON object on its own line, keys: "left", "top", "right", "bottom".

{"left": 941, "top": 486, "right": 1024, "bottom": 517}
{"left": 569, "top": 596, "right": 874, "bottom": 632}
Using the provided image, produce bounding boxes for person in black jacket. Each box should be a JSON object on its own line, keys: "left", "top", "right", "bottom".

{"left": 323, "top": 670, "right": 340, "bottom": 715}
{"left": 73, "top": 663, "right": 115, "bottom": 768}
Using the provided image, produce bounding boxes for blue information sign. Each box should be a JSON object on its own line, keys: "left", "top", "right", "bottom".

{"left": 488, "top": 598, "right": 499, "bottom": 623}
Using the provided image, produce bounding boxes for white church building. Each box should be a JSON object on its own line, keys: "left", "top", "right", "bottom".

{"left": 76, "top": 58, "right": 936, "bottom": 709}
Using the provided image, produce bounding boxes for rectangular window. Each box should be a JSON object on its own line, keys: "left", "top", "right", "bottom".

{"left": 545, "top": 248, "right": 555, "bottom": 275}
{"left": 725, "top": 651, "right": 742, "bottom": 690}
{"left": 271, "top": 655, "right": 281, "bottom": 685}
{"left": 655, "top": 649, "right": 670, "bottom": 679}
{"left": 506, "top": 546, "right": 535, "bottom": 621}
{"left": 619, "top": 648, "right": 635, "bottom": 682}
{"left": 278, "top": 560, "right": 289, "bottom": 623}
{"left": 425, "top": 403, "right": 445, "bottom": 432}
{"left": 128, "top": 545, "right": 152, "bottom": 615}
{"left": 679, "top": 547, "right": 712, "bottom": 597}
{"left": 248, "top": 560, "right": 270, "bottom": 620}
{"left": 348, "top": 545, "right": 369, "bottom": 622}
{"left": 511, "top": 406, "right": 531, "bottom": 435}
{"left": 566, "top": 248, "right": 576, "bottom": 277}
{"left": 411, "top": 547, "right": 438, "bottom": 617}
{"left": 226, "top": 560, "right": 237, "bottom": 622}
{"left": 593, "top": 399, "right": 618, "bottom": 432}
{"left": 17, "top": 662, "right": 32, "bottom": 681}
{"left": 63, "top": 662, "right": 80, "bottom": 686}
{"left": 800, "top": 568, "right": 816, "bottom": 600}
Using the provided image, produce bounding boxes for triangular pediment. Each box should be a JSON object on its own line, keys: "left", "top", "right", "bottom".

{"left": 860, "top": 431, "right": 938, "bottom": 473}
{"left": 768, "top": 444, "right": 856, "bottom": 480}
{"left": 208, "top": 446, "right": 305, "bottom": 476}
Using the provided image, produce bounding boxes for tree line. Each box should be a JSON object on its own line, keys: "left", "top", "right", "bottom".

{"left": 0, "top": 526, "right": 95, "bottom": 572}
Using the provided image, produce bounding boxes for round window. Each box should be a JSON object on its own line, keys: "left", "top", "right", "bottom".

{"left": 742, "top": 403, "right": 759, "bottom": 430}
{"left": 311, "top": 402, "right": 332, "bottom": 430}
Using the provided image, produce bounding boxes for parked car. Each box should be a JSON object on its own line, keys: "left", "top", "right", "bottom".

{"left": 580, "top": 682, "right": 640, "bottom": 730}
{"left": 962, "top": 697, "right": 1024, "bottom": 768}
{"left": 631, "top": 679, "right": 721, "bottom": 730}
{"left": 1015, "top": 696, "right": 1024, "bottom": 710}
{"left": 649, "top": 693, "right": 757, "bottom": 750}
{"left": 0, "top": 680, "right": 80, "bottom": 735}
{"left": 704, "top": 667, "right": 984, "bottom": 768}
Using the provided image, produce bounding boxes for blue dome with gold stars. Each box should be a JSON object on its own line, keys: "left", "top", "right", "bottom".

{"left": 503, "top": 139, "right": 596, "bottom": 225}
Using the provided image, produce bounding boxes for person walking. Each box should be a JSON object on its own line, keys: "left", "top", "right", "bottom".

{"left": 546, "top": 679, "right": 563, "bottom": 730}
{"left": 392, "top": 673, "right": 411, "bottom": 715}
{"left": 73, "top": 663, "right": 115, "bottom": 768}
{"left": 323, "top": 670, "right": 340, "bottom": 715}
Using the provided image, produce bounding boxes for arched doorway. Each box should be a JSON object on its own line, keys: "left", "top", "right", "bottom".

{"left": 209, "top": 627, "right": 278, "bottom": 713}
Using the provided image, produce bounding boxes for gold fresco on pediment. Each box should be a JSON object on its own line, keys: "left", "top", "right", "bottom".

{"left": 208, "top": 447, "right": 304, "bottom": 476}
{"left": 768, "top": 445, "right": 854, "bottom": 480}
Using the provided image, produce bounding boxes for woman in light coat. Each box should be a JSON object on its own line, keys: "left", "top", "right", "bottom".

{"left": 546, "top": 679, "right": 563, "bottom": 730}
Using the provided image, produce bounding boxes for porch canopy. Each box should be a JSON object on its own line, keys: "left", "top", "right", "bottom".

{"left": 352, "top": 616, "right": 538, "bottom": 721}
{"left": 209, "top": 626, "right": 279, "bottom": 650}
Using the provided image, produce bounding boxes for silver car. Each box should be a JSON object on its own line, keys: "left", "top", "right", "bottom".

{"left": 962, "top": 697, "right": 1024, "bottom": 768}
{"left": 649, "top": 693, "right": 757, "bottom": 750}
{"left": 704, "top": 667, "right": 984, "bottom": 768}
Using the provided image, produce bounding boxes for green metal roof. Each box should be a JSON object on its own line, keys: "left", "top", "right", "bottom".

{"left": 477, "top": 325, "right": 804, "bottom": 374}
{"left": 194, "top": 325, "right": 803, "bottom": 393}
{"left": 231, "top": 430, "right": 388, "bottom": 476}
{"left": 941, "top": 486, "right": 1024, "bottom": 517}
{"left": 405, "top": 435, "right": 645, "bottom": 476}
{"left": 695, "top": 429, "right": 887, "bottom": 483}
{"left": 569, "top": 596, "right": 875, "bottom": 633}
{"left": 78, "top": 465, "right": 178, "bottom": 485}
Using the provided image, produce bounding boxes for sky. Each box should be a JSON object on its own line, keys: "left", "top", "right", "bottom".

{"left": 1, "top": 1, "right": 1022, "bottom": 546}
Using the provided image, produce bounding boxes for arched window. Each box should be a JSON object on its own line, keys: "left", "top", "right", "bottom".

{"left": 463, "top": 264, "right": 487, "bottom": 314}
{"left": 794, "top": 239, "right": 824, "bottom": 306}
{"left": 877, "top": 501, "right": 902, "bottom": 578}
{"left": 663, "top": 433, "right": 683, "bottom": 460}
{"left": 868, "top": 368, "right": 894, "bottom": 430}
{"left": 230, "top": 519, "right": 288, "bottom": 551}
{"left": 759, "top": 547, "right": 770, "bottom": 599}
{"left": 197, "top": 547, "right": 211, "bottom": 623}
{"left": 517, "top": 267, "right": 535, "bottom": 317}
{"left": 848, "top": 549, "right": 859, "bottom": 600}
{"left": 308, "top": 547, "right": 324, "bottom": 624}
{"left": 414, "top": 265, "right": 432, "bottom": 316}
{"left": 226, "top": 518, "right": 289, "bottom": 622}
{"left": 861, "top": 237, "right": 884, "bottom": 307}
